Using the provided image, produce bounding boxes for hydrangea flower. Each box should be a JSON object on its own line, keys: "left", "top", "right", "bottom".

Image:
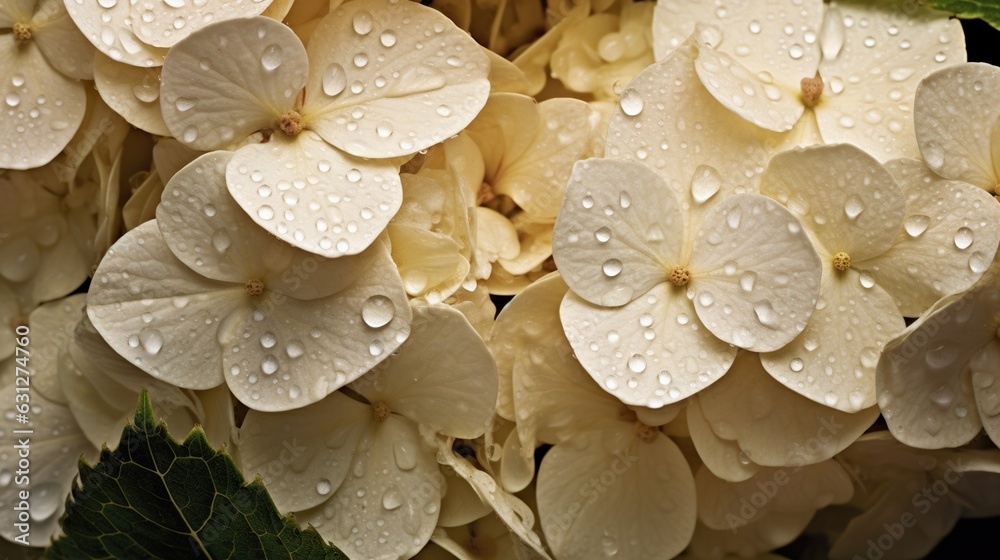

{"left": 159, "top": 0, "right": 490, "bottom": 257}
{"left": 87, "top": 151, "right": 411, "bottom": 411}
{"left": 652, "top": 0, "right": 966, "bottom": 160}
{"left": 877, "top": 261, "right": 1000, "bottom": 448}
{"left": 554, "top": 157, "right": 821, "bottom": 407}
{"left": 0, "top": 0, "right": 93, "bottom": 170}
{"left": 759, "top": 144, "right": 1000, "bottom": 412}
{"left": 238, "top": 303, "right": 497, "bottom": 560}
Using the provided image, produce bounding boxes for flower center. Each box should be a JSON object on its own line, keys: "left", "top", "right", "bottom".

{"left": 800, "top": 76, "right": 824, "bottom": 108}
{"left": 832, "top": 251, "right": 851, "bottom": 272}
{"left": 372, "top": 401, "right": 390, "bottom": 422}
{"left": 245, "top": 279, "right": 265, "bottom": 296}
{"left": 13, "top": 23, "right": 32, "bottom": 43}
{"left": 669, "top": 265, "right": 690, "bottom": 286}
{"left": 279, "top": 111, "right": 303, "bottom": 135}
{"left": 634, "top": 421, "right": 658, "bottom": 444}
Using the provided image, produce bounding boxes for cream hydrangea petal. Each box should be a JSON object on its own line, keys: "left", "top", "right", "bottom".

{"left": 474, "top": 207, "right": 520, "bottom": 281}
{"left": 497, "top": 220, "right": 552, "bottom": 276}
{"left": 499, "top": 429, "right": 534, "bottom": 493}
{"left": 0, "top": 363, "right": 96, "bottom": 547}
{"left": 686, "top": 517, "right": 807, "bottom": 560}
{"left": 695, "top": 461, "right": 853, "bottom": 532}
{"left": 63, "top": 0, "right": 166, "bottom": 68}
{"left": 159, "top": 150, "right": 379, "bottom": 298}
{"left": 763, "top": 266, "right": 904, "bottom": 412}
{"left": 698, "top": 352, "right": 877, "bottom": 467}
{"left": 561, "top": 284, "right": 737, "bottom": 408}
{"left": 815, "top": 1, "right": 965, "bottom": 162}
{"left": 437, "top": 466, "right": 492, "bottom": 528}
{"left": 537, "top": 430, "right": 696, "bottom": 560}
{"left": 0, "top": 0, "right": 33, "bottom": 26}
{"left": 130, "top": 0, "right": 273, "bottom": 48}
{"left": 870, "top": 159, "right": 1000, "bottom": 316}
{"left": 31, "top": 0, "right": 95, "bottom": 80}
{"left": 59, "top": 344, "right": 134, "bottom": 447}
{"left": 465, "top": 93, "right": 538, "bottom": 181}
{"left": 553, "top": 158, "right": 682, "bottom": 307}
{"left": 694, "top": 45, "right": 805, "bottom": 132}
{"left": 0, "top": 38, "right": 85, "bottom": 170}
{"left": 972, "top": 340, "right": 1000, "bottom": 447}
{"left": 687, "top": 398, "right": 761, "bottom": 483}
{"left": 238, "top": 392, "right": 370, "bottom": 513}
{"left": 877, "top": 283, "right": 1000, "bottom": 448}
{"left": 652, "top": 0, "right": 822, "bottom": 85}
{"left": 0, "top": 282, "right": 17, "bottom": 361}
{"left": 29, "top": 294, "right": 87, "bottom": 405}
{"left": 227, "top": 132, "right": 402, "bottom": 258}
{"left": 94, "top": 53, "right": 170, "bottom": 136}
{"left": 914, "top": 63, "right": 1000, "bottom": 189}
{"left": 604, "top": 41, "right": 780, "bottom": 207}
{"left": 303, "top": 417, "right": 444, "bottom": 560}
{"left": 761, "top": 144, "right": 906, "bottom": 261}
{"left": 87, "top": 221, "right": 244, "bottom": 389}
{"left": 350, "top": 304, "right": 495, "bottom": 439}
{"left": 160, "top": 16, "right": 308, "bottom": 150}
{"left": 224, "top": 244, "right": 410, "bottom": 411}
{"left": 689, "top": 193, "right": 821, "bottom": 352}
{"left": 388, "top": 224, "right": 469, "bottom": 300}
{"left": 302, "top": 0, "right": 490, "bottom": 159}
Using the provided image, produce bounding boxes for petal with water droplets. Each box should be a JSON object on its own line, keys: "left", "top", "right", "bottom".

{"left": 553, "top": 158, "right": 684, "bottom": 308}
{"left": 160, "top": 16, "right": 307, "bottom": 150}
{"left": 63, "top": 0, "right": 166, "bottom": 68}
{"left": 93, "top": 53, "right": 170, "bottom": 136}
{"left": 31, "top": 0, "right": 96, "bottom": 81}
{"left": 972, "top": 340, "right": 1000, "bottom": 448}
{"left": 686, "top": 397, "right": 761, "bottom": 483}
{"left": 914, "top": 62, "right": 1000, "bottom": 190}
{"left": 302, "top": 0, "right": 489, "bottom": 159}
{"left": 130, "top": 0, "right": 273, "bottom": 49}
{"left": 689, "top": 193, "right": 822, "bottom": 352}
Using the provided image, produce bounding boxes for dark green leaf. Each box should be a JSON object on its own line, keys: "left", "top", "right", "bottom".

{"left": 928, "top": 0, "right": 1000, "bottom": 30}
{"left": 45, "top": 390, "right": 347, "bottom": 560}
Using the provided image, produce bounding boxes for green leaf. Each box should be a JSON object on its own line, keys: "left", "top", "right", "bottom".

{"left": 45, "top": 390, "right": 347, "bottom": 560}
{"left": 928, "top": 0, "right": 1000, "bottom": 30}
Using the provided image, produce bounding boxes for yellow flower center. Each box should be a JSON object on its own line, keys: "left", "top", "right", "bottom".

{"left": 372, "top": 401, "right": 390, "bottom": 422}
{"left": 279, "top": 111, "right": 303, "bottom": 135}
{"left": 245, "top": 279, "right": 265, "bottom": 296}
{"left": 669, "top": 265, "right": 690, "bottom": 286}
{"left": 832, "top": 251, "right": 851, "bottom": 272}
{"left": 634, "top": 421, "right": 659, "bottom": 444}
{"left": 800, "top": 76, "right": 824, "bottom": 108}
{"left": 13, "top": 23, "right": 32, "bottom": 43}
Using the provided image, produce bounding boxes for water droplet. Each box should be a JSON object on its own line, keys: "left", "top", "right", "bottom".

{"left": 844, "top": 196, "right": 864, "bottom": 219}
{"left": 954, "top": 228, "right": 974, "bottom": 250}
{"left": 904, "top": 215, "right": 930, "bottom": 237}
{"left": 859, "top": 271, "right": 875, "bottom": 289}
{"left": 352, "top": 10, "right": 374, "bottom": 35}
{"left": 691, "top": 165, "right": 721, "bottom": 203}
{"left": 182, "top": 126, "right": 198, "bottom": 143}
{"left": 138, "top": 328, "right": 164, "bottom": 355}
{"left": 323, "top": 63, "right": 347, "bottom": 96}
{"left": 739, "top": 271, "right": 756, "bottom": 292}
{"left": 262, "top": 354, "right": 279, "bottom": 374}
{"left": 379, "top": 30, "right": 397, "bottom": 47}
{"left": 726, "top": 207, "right": 742, "bottom": 229}
{"left": 369, "top": 340, "right": 384, "bottom": 355}
{"left": 286, "top": 340, "right": 305, "bottom": 359}
{"left": 211, "top": 230, "right": 231, "bottom": 252}
{"left": 789, "top": 44, "right": 804, "bottom": 59}
{"left": 257, "top": 205, "right": 275, "bottom": 220}
{"left": 260, "top": 44, "right": 283, "bottom": 71}
{"left": 970, "top": 251, "right": 990, "bottom": 273}
{"left": 619, "top": 88, "right": 643, "bottom": 116}
{"left": 698, "top": 292, "right": 714, "bottom": 307}
{"left": 362, "top": 295, "right": 395, "bottom": 328}
{"left": 602, "top": 259, "right": 622, "bottom": 277}
{"left": 790, "top": 358, "right": 804, "bottom": 372}
{"left": 376, "top": 121, "right": 393, "bottom": 138}
{"left": 393, "top": 441, "right": 417, "bottom": 470}
{"left": 317, "top": 479, "right": 331, "bottom": 495}
{"left": 595, "top": 227, "right": 611, "bottom": 243}
{"left": 382, "top": 487, "right": 402, "bottom": 510}
{"left": 754, "top": 300, "right": 779, "bottom": 328}
{"left": 628, "top": 354, "right": 646, "bottom": 373}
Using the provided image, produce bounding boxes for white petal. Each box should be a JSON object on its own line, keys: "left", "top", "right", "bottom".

{"left": 689, "top": 193, "right": 822, "bottom": 352}
{"left": 763, "top": 265, "right": 904, "bottom": 412}
{"left": 537, "top": 431, "right": 696, "bottom": 560}
{"left": 239, "top": 392, "right": 370, "bottom": 512}
{"left": 761, "top": 144, "right": 906, "bottom": 261}
{"left": 388, "top": 224, "right": 468, "bottom": 300}
{"left": 652, "top": 0, "right": 823, "bottom": 86}
{"left": 686, "top": 397, "right": 761, "bottom": 483}
{"left": 816, "top": 1, "right": 966, "bottom": 161}
{"left": 160, "top": 16, "right": 307, "bottom": 150}
{"left": 972, "top": 340, "right": 1000, "bottom": 448}
{"left": 914, "top": 63, "right": 1000, "bottom": 190}
{"left": 158, "top": 150, "right": 378, "bottom": 297}
{"left": 94, "top": 53, "right": 170, "bottom": 136}
{"left": 878, "top": 276, "right": 1000, "bottom": 448}
{"left": 0, "top": 281, "right": 18, "bottom": 361}
{"left": 698, "top": 352, "right": 877, "bottom": 467}
{"left": 873, "top": 158, "right": 1000, "bottom": 316}
{"left": 694, "top": 45, "right": 805, "bottom": 132}
{"left": 685, "top": 515, "right": 810, "bottom": 560}
{"left": 561, "top": 284, "right": 737, "bottom": 408}
{"left": 553, "top": 158, "right": 683, "bottom": 307}
{"left": 31, "top": 0, "right": 96, "bottom": 80}
{"left": 302, "top": 0, "right": 490, "bottom": 159}
{"left": 604, "top": 40, "right": 781, "bottom": 204}
{"left": 28, "top": 294, "right": 87, "bottom": 405}
{"left": 695, "top": 460, "right": 852, "bottom": 531}
{"left": 0, "top": 39, "right": 86, "bottom": 170}
{"left": 0, "top": 0, "right": 33, "bottom": 27}
{"left": 87, "top": 221, "right": 243, "bottom": 389}
{"left": 303, "top": 417, "right": 444, "bottom": 560}
{"left": 63, "top": 0, "right": 166, "bottom": 68}
{"left": 437, "top": 464, "right": 492, "bottom": 528}
{"left": 224, "top": 244, "right": 411, "bottom": 411}
{"left": 350, "top": 303, "right": 496, "bottom": 439}
{"left": 131, "top": 0, "right": 273, "bottom": 48}
{"left": 226, "top": 132, "right": 402, "bottom": 257}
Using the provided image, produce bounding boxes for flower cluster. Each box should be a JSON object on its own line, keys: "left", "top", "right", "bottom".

{"left": 3, "top": 0, "right": 1000, "bottom": 558}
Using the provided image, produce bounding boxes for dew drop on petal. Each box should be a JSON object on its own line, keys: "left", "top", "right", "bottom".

{"left": 382, "top": 487, "right": 402, "bottom": 510}
{"left": 317, "top": 479, "right": 332, "bottom": 495}
{"left": 595, "top": 226, "right": 611, "bottom": 243}
{"left": 361, "top": 295, "right": 395, "bottom": 328}
{"left": 602, "top": 259, "right": 622, "bottom": 277}
{"left": 903, "top": 215, "right": 930, "bottom": 237}
{"left": 260, "top": 44, "right": 283, "bottom": 71}
{"left": 628, "top": 354, "right": 646, "bottom": 373}
{"left": 691, "top": 165, "right": 722, "bottom": 203}
{"left": 844, "top": 195, "right": 864, "bottom": 219}
{"left": 353, "top": 10, "right": 374, "bottom": 35}
{"left": 618, "top": 88, "right": 643, "bottom": 116}
{"left": 323, "top": 63, "right": 347, "bottom": 96}
{"left": 954, "top": 227, "right": 974, "bottom": 250}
